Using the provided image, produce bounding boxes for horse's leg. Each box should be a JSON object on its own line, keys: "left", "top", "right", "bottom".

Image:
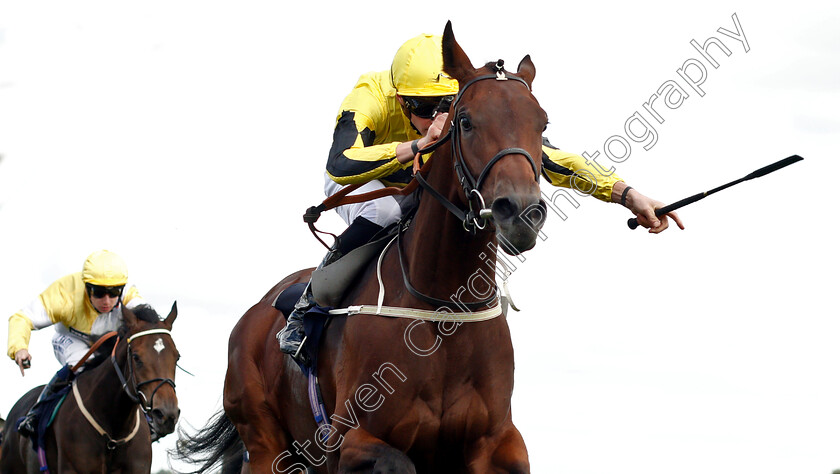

{"left": 0, "top": 431, "right": 36, "bottom": 474}
{"left": 224, "top": 286, "right": 311, "bottom": 473}
{"left": 232, "top": 418, "right": 305, "bottom": 474}
{"left": 337, "top": 428, "right": 416, "bottom": 474}
{"left": 464, "top": 424, "right": 530, "bottom": 474}
{"left": 226, "top": 362, "right": 307, "bottom": 474}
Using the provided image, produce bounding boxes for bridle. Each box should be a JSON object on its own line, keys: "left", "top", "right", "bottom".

{"left": 65, "top": 327, "right": 176, "bottom": 450}
{"left": 397, "top": 60, "right": 541, "bottom": 310}
{"left": 414, "top": 59, "right": 541, "bottom": 234}
{"left": 110, "top": 328, "right": 176, "bottom": 415}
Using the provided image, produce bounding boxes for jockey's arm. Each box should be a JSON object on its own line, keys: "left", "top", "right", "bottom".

{"left": 326, "top": 110, "right": 408, "bottom": 186}
{"left": 395, "top": 113, "right": 449, "bottom": 164}
{"left": 8, "top": 280, "right": 144, "bottom": 372}
{"left": 541, "top": 140, "right": 683, "bottom": 233}
{"left": 7, "top": 296, "right": 56, "bottom": 366}
{"left": 611, "top": 181, "right": 684, "bottom": 233}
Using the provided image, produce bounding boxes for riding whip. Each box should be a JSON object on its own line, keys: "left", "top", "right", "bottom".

{"left": 628, "top": 154, "right": 804, "bottom": 229}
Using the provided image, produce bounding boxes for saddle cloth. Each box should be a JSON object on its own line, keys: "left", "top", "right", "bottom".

{"left": 19, "top": 365, "right": 74, "bottom": 452}
{"left": 274, "top": 283, "right": 332, "bottom": 374}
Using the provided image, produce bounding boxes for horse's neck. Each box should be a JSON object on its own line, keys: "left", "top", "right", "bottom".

{"left": 401, "top": 156, "right": 498, "bottom": 308}
{"left": 76, "top": 345, "right": 139, "bottom": 434}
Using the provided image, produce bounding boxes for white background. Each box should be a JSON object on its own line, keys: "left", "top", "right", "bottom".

{"left": 1, "top": 1, "right": 837, "bottom": 473}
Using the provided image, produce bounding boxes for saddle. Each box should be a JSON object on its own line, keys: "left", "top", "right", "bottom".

{"left": 274, "top": 227, "right": 396, "bottom": 371}
{"left": 310, "top": 228, "right": 396, "bottom": 307}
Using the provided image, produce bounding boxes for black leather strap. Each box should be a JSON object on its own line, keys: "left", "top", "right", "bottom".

{"left": 621, "top": 186, "right": 633, "bottom": 207}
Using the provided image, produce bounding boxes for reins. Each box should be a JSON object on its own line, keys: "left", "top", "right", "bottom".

{"left": 70, "top": 331, "right": 118, "bottom": 373}
{"left": 395, "top": 217, "right": 498, "bottom": 310}
{"left": 304, "top": 134, "right": 451, "bottom": 250}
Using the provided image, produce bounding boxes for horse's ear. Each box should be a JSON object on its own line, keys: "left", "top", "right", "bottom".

{"left": 122, "top": 304, "right": 138, "bottom": 328}
{"left": 442, "top": 21, "right": 473, "bottom": 81}
{"left": 163, "top": 301, "right": 177, "bottom": 329}
{"left": 517, "top": 55, "right": 536, "bottom": 88}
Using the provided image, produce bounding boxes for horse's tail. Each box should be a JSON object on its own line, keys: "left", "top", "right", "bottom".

{"left": 171, "top": 409, "right": 245, "bottom": 474}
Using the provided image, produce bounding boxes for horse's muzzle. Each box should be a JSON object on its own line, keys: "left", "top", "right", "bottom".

{"left": 491, "top": 196, "right": 547, "bottom": 255}
{"left": 149, "top": 404, "right": 180, "bottom": 437}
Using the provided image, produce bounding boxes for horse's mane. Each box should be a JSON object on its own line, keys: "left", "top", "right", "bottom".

{"left": 79, "top": 337, "right": 114, "bottom": 370}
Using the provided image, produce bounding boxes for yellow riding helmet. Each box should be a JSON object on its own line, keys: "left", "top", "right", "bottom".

{"left": 82, "top": 250, "right": 128, "bottom": 287}
{"left": 390, "top": 34, "right": 459, "bottom": 97}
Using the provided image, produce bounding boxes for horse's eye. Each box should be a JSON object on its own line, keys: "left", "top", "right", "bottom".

{"left": 459, "top": 116, "right": 472, "bottom": 131}
{"left": 132, "top": 353, "right": 143, "bottom": 365}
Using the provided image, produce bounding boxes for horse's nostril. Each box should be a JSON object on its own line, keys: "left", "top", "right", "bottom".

{"left": 151, "top": 409, "right": 164, "bottom": 421}
{"left": 491, "top": 197, "right": 518, "bottom": 222}
{"left": 523, "top": 200, "right": 548, "bottom": 228}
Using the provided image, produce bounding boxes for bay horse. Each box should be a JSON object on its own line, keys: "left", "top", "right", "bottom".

{"left": 176, "top": 22, "right": 547, "bottom": 473}
{"left": 0, "top": 303, "right": 180, "bottom": 474}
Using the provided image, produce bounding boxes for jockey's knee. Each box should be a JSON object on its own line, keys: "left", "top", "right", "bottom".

{"left": 52, "top": 332, "right": 89, "bottom": 368}
{"left": 343, "top": 198, "right": 401, "bottom": 228}
{"left": 371, "top": 198, "right": 402, "bottom": 227}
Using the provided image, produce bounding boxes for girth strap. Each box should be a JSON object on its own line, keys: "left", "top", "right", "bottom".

{"left": 330, "top": 303, "right": 503, "bottom": 322}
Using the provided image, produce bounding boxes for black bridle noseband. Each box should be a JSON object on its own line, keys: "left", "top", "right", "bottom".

{"left": 414, "top": 59, "right": 540, "bottom": 233}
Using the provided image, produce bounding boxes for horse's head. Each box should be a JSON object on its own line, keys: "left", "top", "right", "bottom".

{"left": 120, "top": 302, "right": 180, "bottom": 439}
{"left": 441, "top": 22, "right": 547, "bottom": 255}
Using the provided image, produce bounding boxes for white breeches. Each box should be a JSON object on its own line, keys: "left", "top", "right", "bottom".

{"left": 323, "top": 172, "right": 403, "bottom": 227}
{"left": 51, "top": 330, "right": 91, "bottom": 367}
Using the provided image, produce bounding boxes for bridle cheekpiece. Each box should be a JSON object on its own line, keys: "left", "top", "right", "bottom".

{"left": 414, "top": 59, "right": 540, "bottom": 234}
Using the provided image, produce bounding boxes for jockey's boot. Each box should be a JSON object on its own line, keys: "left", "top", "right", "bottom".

{"left": 276, "top": 251, "right": 338, "bottom": 365}
{"left": 17, "top": 367, "right": 72, "bottom": 439}
{"left": 276, "top": 217, "right": 383, "bottom": 365}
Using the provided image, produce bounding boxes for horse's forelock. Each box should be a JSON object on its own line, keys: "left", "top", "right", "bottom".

{"left": 128, "top": 304, "right": 162, "bottom": 324}
{"left": 117, "top": 304, "right": 163, "bottom": 339}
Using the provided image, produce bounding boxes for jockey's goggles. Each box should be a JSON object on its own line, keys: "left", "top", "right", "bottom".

{"left": 87, "top": 284, "right": 124, "bottom": 298}
{"left": 403, "top": 95, "right": 454, "bottom": 119}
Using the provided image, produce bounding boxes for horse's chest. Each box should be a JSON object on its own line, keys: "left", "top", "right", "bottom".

{"left": 410, "top": 382, "right": 508, "bottom": 445}
{"left": 439, "top": 389, "right": 495, "bottom": 439}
